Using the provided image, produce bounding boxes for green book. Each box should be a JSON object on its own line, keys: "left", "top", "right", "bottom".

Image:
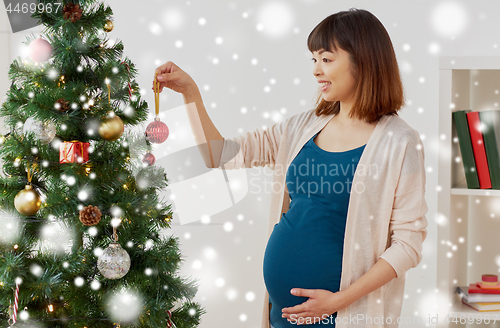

{"left": 479, "top": 110, "right": 500, "bottom": 189}
{"left": 452, "top": 110, "right": 480, "bottom": 189}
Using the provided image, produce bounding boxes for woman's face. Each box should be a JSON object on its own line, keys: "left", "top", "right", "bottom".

{"left": 311, "top": 47, "right": 357, "bottom": 104}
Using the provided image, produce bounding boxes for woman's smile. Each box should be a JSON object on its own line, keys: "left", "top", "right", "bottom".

{"left": 320, "top": 81, "right": 332, "bottom": 92}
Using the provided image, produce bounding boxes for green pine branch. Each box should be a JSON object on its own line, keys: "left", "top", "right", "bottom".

{"left": 0, "top": 0, "right": 204, "bottom": 326}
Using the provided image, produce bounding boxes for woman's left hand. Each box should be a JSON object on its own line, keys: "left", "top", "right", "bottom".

{"left": 281, "top": 288, "right": 348, "bottom": 325}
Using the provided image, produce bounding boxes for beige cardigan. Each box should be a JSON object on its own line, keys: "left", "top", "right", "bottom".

{"left": 217, "top": 109, "right": 428, "bottom": 328}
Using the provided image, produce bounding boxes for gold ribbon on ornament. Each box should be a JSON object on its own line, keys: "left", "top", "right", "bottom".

{"left": 26, "top": 161, "right": 33, "bottom": 184}
{"left": 154, "top": 72, "right": 160, "bottom": 117}
{"left": 107, "top": 83, "right": 111, "bottom": 104}
{"left": 25, "top": 160, "right": 39, "bottom": 184}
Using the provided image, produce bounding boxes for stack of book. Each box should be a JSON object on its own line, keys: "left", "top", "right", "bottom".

{"left": 453, "top": 109, "right": 500, "bottom": 189}
{"left": 458, "top": 282, "right": 500, "bottom": 312}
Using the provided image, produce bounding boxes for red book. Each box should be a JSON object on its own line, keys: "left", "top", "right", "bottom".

{"left": 466, "top": 111, "right": 492, "bottom": 189}
{"left": 469, "top": 283, "right": 500, "bottom": 294}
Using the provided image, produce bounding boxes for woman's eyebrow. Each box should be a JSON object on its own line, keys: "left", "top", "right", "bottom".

{"left": 313, "top": 50, "right": 334, "bottom": 55}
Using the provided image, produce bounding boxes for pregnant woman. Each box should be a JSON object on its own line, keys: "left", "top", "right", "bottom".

{"left": 154, "top": 8, "right": 428, "bottom": 328}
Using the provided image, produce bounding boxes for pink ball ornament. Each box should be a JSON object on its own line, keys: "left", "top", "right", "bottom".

{"left": 29, "top": 38, "right": 52, "bottom": 63}
{"left": 142, "top": 152, "right": 156, "bottom": 166}
{"left": 145, "top": 119, "right": 169, "bottom": 144}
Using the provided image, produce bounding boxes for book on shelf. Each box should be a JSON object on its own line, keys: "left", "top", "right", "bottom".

{"left": 453, "top": 109, "right": 500, "bottom": 189}
{"left": 458, "top": 284, "right": 500, "bottom": 303}
{"left": 479, "top": 110, "right": 500, "bottom": 189}
{"left": 462, "top": 298, "right": 500, "bottom": 312}
{"left": 469, "top": 283, "right": 500, "bottom": 294}
{"left": 453, "top": 110, "right": 480, "bottom": 189}
{"left": 466, "top": 111, "right": 492, "bottom": 188}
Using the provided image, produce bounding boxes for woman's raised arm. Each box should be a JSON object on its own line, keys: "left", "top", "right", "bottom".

{"left": 154, "top": 61, "right": 224, "bottom": 168}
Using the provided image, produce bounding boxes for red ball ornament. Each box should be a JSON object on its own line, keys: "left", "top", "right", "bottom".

{"left": 145, "top": 118, "right": 169, "bottom": 144}
{"left": 29, "top": 38, "right": 52, "bottom": 63}
{"left": 142, "top": 152, "right": 156, "bottom": 166}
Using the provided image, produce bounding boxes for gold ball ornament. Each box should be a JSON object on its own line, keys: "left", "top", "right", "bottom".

{"left": 14, "top": 184, "right": 42, "bottom": 216}
{"left": 98, "top": 112, "right": 124, "bottom": 141}
{"left": 104, "top": 20, "right": 114, "bottom": 32}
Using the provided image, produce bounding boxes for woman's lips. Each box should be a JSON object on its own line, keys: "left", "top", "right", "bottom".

{"left": 320, "top": 82, "right": 331, "bottom": 91}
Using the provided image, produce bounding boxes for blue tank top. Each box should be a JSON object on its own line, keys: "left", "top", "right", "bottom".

{"left": 263, "top": 131, "right": 366, "bottom": 327}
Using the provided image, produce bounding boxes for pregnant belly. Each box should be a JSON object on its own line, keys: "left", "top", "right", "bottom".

{"left": 263, "top": 215, "right": 344, "bottom": 310}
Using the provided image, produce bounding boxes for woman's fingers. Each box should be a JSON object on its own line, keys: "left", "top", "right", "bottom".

{"left": 156, "top": 71, "right": 178, "bottom": 82}
{"left": 152, "top": 62, "right": 179, "bottom": 93}
{"left": 154, "top": 61, "right": 175, "bottom": 80}
{"left": 152, "top": 79, "right": 161, "bottom": 92}
{"left": 152, "top": 61, "right": 196, "bottom": 94}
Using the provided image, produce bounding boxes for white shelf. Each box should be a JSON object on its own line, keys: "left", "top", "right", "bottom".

{"left": 438, "top": 56, "right": 500, "bottom": 327}
{"left": 451, "top": 180, "right": 500, "bottom": 196}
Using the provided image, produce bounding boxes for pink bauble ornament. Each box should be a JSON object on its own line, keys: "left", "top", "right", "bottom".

{"left": 145, "top": 118, "right": 169, "bottom": 144}
{"left": 142, "top": 152, "right": 156, "bottom": 166}
{"left": 29, "top": 38, "right": 52, "bottom": 63}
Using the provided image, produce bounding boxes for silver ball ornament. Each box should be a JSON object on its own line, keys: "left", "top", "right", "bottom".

{"left": 23, "top": 117, "right": 56, "bottom": 144}
{"left": 97, "top": 242, "right": 131, "bottom": 279}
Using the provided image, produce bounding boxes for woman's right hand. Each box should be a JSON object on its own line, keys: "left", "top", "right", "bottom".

{"left": 153, "top": 61, "right": 198, "bottom": 96}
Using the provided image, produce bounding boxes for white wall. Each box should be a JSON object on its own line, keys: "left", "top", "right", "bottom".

{"left": 0, "top": 5, "right": 11, "bottom": 135}
{"left": 0, "top": 8, "right": 42, "bottom": 134}
{"left": 4, "top": 1, "right": 500, "bottom": 327}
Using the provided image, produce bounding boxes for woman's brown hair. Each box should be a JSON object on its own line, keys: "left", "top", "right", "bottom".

{"left": 307, "top": 8, "right": 405, "bottom": 124}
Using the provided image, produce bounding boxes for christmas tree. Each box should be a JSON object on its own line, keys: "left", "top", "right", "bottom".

{"left": 0, "top": 0, "right": 205, "bottom": 327}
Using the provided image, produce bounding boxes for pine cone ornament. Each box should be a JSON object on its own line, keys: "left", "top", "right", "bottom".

{"left": 79, "top": 205, "right": 102, "bottom": 226}
{"left": 63, "top": 2, "right": 83, "bottom": 23}
{"left": 55, "top": 98, "right": 69, "bottom": 112}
